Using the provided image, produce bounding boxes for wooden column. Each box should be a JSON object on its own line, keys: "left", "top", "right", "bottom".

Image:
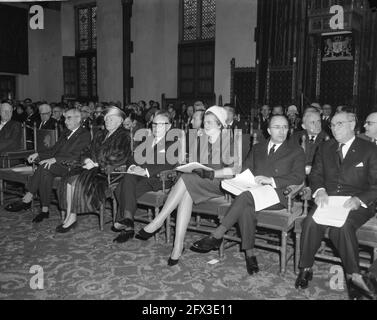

{"left": 122, "top": 0, "right": 133, "bottom": 106}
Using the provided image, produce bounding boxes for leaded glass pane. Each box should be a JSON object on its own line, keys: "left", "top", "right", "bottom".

{"left": 91, "top": 7, "right": 97, "bottom": 49}
{"left": 91, "top": 56, "right": 97, "bottom": 96}
{"left": 79, "top": 58, "right": 88, "bottom": 97}
{"left": 201, "top": 0, "right": 215, "bottom": 39}
{"left": 183, "top": 0, "right": 198, "bottom": 41}
{"left": 79, "top": 8, "right": 89, "bottom": 51}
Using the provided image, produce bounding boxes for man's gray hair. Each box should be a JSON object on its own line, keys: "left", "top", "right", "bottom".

{"left": 64, "top": 108, "right": 82, "bottom": 119}
{"left": 336, "top": 111, "right": 356, "bottom": 123}
{"left": 38, "top": 103, "right": 52, "bottom": 112}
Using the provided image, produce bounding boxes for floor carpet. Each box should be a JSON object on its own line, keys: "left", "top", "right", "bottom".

{"left": 0, "top": 201, "right": 349, "bottom": 300}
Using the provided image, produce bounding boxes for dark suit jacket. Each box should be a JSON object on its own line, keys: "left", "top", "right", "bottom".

{"left": 39, "top": 126, "right": 91, "bottom": 164}
{"left": 321, "top": 116, "right": 332, "bottom": 137}
{"left": 37, "top": 117, "right": 57, "bottom": 130}
{"left": 128, "top": 133, "right": 178, "bottom": 191}
{"left": 0, "top": 120, "right": 22, "bottom": 153}
{"left": 289, "top": 130, "right": 329, "bottom": 165}
{"left": 310, "top": 137, "right": 377, "bottom": 209}
{"left": 242, "top": 139, "right": 306, "bottom": 206}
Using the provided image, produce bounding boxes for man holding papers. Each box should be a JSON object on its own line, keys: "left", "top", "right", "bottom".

{"left": 112, "top": 111, "right": 177, "bottom": 243}
{"left": 191, "top": 115, "right": 305, "bottom": 275}
{"left": 296, "top": 111, "right": 377, "bottom": 300}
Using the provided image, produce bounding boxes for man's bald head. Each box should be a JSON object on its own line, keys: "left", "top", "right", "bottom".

{"left": 364, "top": 112, "right": 377, "bottom": 140}
{"left": 0, "top": 103, "right": 13, "bottom": 122}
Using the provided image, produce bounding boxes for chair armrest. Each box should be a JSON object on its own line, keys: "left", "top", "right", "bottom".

{"left": 2, "top": 150, "right": 35, "bottom": 160}
{"left": 157, "top": 169, "right": 178, "bottom": 193}
{"left": 157, "top": 169, "right": 177, "bottom": 182}
{"left": 299, "top": 186, "right": 312, "bottom": 201}
{"left": 284, "top": 183, "right": 305, "bottom": 199}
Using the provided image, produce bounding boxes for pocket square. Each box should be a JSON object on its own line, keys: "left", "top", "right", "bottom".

{"left": 355, "top": 162, "right": 364, "bottom": 168}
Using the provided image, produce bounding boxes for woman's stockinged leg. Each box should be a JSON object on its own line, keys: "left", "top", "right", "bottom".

{"left": 170, "top": 191, "right": 193, "bottom": 260}
{"left": 63, "top": 183, "right": 77, "bottom": 227}
{"left": 144, "top": 178, "right": 188, "bottom": 233}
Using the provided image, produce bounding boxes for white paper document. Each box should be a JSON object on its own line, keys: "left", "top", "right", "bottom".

{"left": 312, "top": 196, "right": 352, "bottom": 227}
{"left": 10, "top": 166, "right": 33, "bottom": 173}
{"left": 175, "top": 162, "right": 214, "bottom": 173}
{"left": 221, "top": 169, "right": 280, "bottom": 211}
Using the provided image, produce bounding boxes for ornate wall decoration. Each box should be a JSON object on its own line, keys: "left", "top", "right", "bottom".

{"left": 322, "top": 33, "right": 354, "bottom": 61}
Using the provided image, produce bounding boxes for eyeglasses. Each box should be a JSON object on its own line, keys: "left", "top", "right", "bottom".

{"left": 364, "top": 121, "right": 377, "bottom": 126}
{"left": 330, "top": 121, "right": 352, "bottom": 128}
{"left": 269, "top": 125, "right": 289, "bottom": 130}
{"left": 152, "top": 122, "right": 169, "bottom": 128}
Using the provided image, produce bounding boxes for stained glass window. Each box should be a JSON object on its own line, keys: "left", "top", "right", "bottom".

{"left": 76, "top": 4, "right": 97, "bottom": 100}
{"left": 182, "top": 0, "right": 215, "bottom": 41}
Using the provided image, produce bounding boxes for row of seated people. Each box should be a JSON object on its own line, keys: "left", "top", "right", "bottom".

{"left": 2, "top": 103, "right": 377, "bottom": 299}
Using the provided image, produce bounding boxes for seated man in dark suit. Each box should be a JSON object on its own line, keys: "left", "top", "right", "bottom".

{"left": 321, "top": 103, "right": 333, "bottom": 137}
{"left": 295, "top": 111, "right": 377, "bottom": 299}
{"left": 289, "top": 109, "right": 329, "bottom": 175}
{"left": 223, "top": 104, "right": 241, "bottom": 131}
{"left": 37, "top": 103, "right": 57, "bottom": 130}
{"left": 112, "top": 111, "right": 179, "bottom": 243}
{"left": 0, "top": 102, "right": 22, "bottom": 154}
{"left": 5, "top": 109, "right": 91, "bottom": 223}
{"left": 255, "top": 104, "right": 270, "bottom": 139}
{"left": 191, "top": 115, "right": 305, "bottom": 275}
{"left": 359, "top": 112, "right": 377, "bottom": 145}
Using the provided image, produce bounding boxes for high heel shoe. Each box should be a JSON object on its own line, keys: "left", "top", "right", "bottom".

{"left": 135, "top": 228, "right": 159, "bottom": 241}
{"left": 167, "top": 247, "right": 185, "bottom": 266}
{"left": 56, "top": 221, "right": 77, "bottom": 233}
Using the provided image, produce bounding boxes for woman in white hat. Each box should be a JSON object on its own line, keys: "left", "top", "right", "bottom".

{"left": 56, "top": 106, "right": 132, "bottom": 233}
{"left": 135, "top": 106, "right": 241, "bottom": 265}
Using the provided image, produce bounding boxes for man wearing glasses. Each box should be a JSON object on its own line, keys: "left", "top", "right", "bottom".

{"left": 191, "top": 115, "right": 305, "bottom": 275}
{"left": 5, "top": 109, "right": 91, "bottom": 223}
{"left": 289, "top": 109, "right": 329, "bottom": 175}
{"left": 296, "top": 111, "right": 377, "bottom": 300}
{"left": 359, "top": 112, "right": 377, "bottom": 145}
{"left": 37, "top": 104, "right": 57, "bottom": 130}
{"left": 112, "top": 111, "right": 179, "bottom": 243}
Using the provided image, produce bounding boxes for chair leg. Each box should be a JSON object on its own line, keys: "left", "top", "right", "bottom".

{"left": 154, "top": 207, "right": 159, "bottom": 242}
{"left": 99, "top": 202, "right": 104, "bottom": 231}
{"left": 219, "top": 239, "right": 225, "bottom": 259}
{"left": 280, "top": 231, "right": 287, "bottom": 274}
{"left": 373, "top": 247, "right": 377, "bottom": 262}
{"left": 0, "top": 178, "right": 3, "bottom": 205}
{"left": 112, "top": 196, "right": 117, "bottom": 225}
{"left": 166, "top": 214, "right": 171, "bottom": 244}
{"left": 295, "top": 232, "right": 301, "bottom": 275}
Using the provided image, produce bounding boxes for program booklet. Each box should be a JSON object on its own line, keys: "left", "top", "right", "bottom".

{"left": 221, "top": 169, "right": 280, "bottom": 211}
{"left": 175, "top": 162, "right": 214, "bottom": 173}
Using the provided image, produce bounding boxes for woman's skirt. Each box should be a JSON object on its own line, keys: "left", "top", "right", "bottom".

{"left": 58, "top": 167, "right": 108, "bottom": 214}
{"left": 180, "top": 173, "right": 224, "bottom": 205}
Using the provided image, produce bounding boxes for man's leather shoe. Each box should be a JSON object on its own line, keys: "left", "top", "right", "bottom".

{"left": 111, "top": 218, "right": 135, "bottom": 233}
{"left": 190, "top": 236, "right": 223, "bottom": 253}
{"left": 5, "top": 201, "right": 31, "bottom": 212}
{"left": 245, "top": 256, "right": 259, "bottom": 275}
{"left": 32, "top": 211, "right": 49, "bottom": 223}
{"left": 295, "top": 269, "right": 313, "bottom": 289}
{"left": 56, "top": 221, "right": 77, "bottom": 233}
{"left": 113, "top": 230, "right": 135, "bottom": 243}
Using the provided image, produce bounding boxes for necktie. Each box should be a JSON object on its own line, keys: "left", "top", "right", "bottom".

{"left": 309, "top": 136, "right": 315, "bottom": 143}
{"left": 336, "top": 143, "right": 345, "bottom": 165}
{"left": 269, "top": 144, "right": 276, "bottom": 156}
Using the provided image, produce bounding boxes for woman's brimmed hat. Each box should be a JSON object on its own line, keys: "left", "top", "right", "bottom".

{"left": 205, "top": 106, "right": 228, "bottom": 127}
{"left": 104, "top": 106, "right": 126, "bottom": 120}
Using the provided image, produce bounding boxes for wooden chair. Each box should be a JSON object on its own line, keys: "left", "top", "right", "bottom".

{"left": 188, "top": 183, "right": 306, "bottom": 274}
{"left": 0, "top": 123, "right": 32, "bottom": 168}
{"left": 294, "top": 189, "right": 377, "bottom": 273}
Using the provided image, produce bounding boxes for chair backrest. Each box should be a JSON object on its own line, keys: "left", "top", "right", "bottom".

{"left": 90, "top": 124, "right": 104, "bottom": 140}
{"left": 35, "top": 129, "right": 58, "bottom": 153}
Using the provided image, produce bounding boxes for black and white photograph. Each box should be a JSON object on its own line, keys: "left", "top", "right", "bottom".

{"left": 0, "top": 0, "right": 377, "bottom": 305}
